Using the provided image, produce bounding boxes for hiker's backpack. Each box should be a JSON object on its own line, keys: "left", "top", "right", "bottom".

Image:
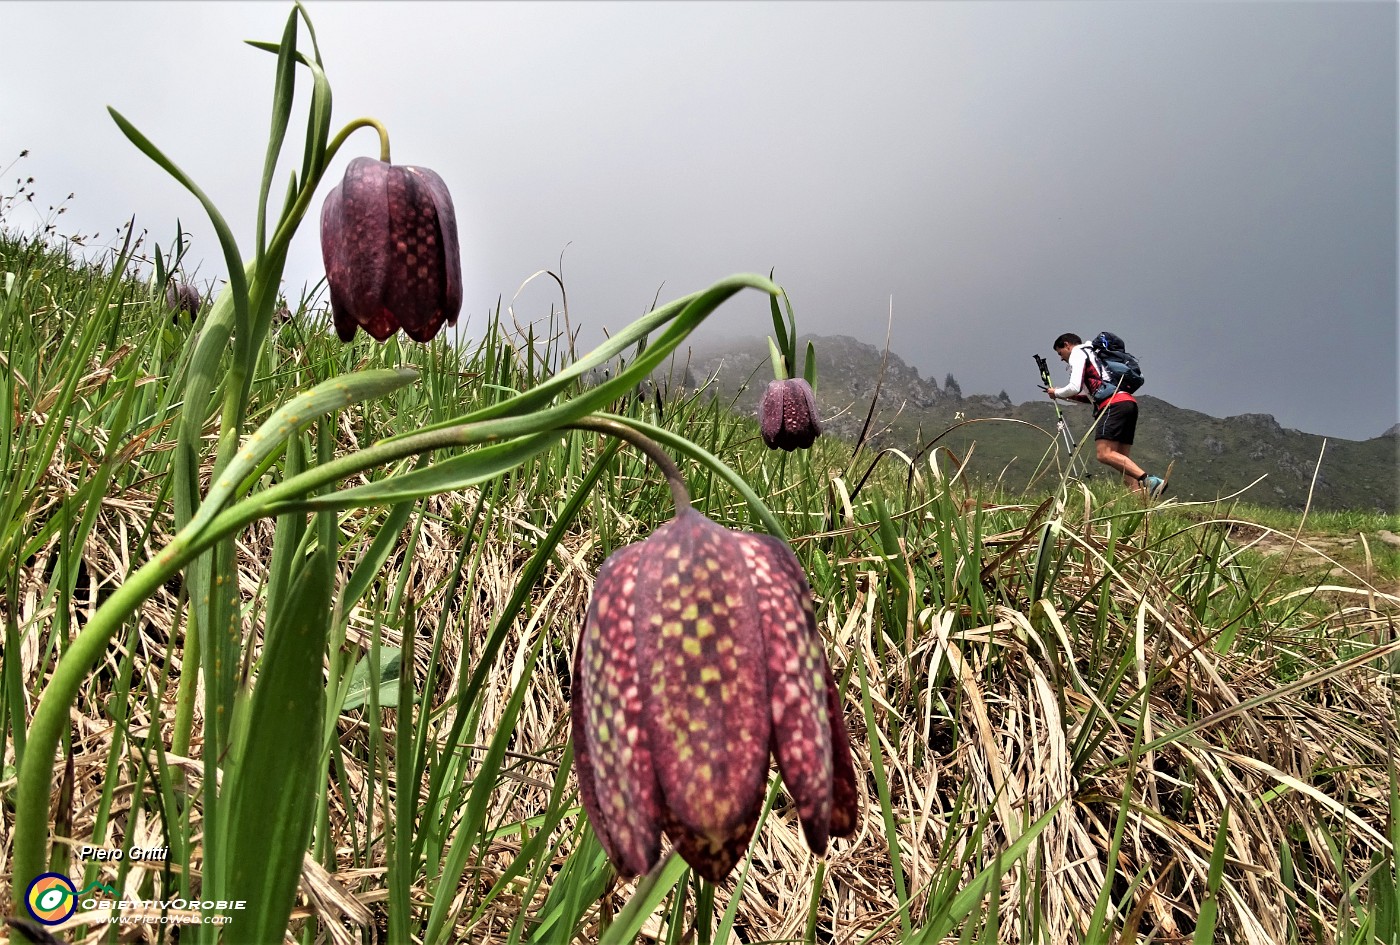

{"left": 1088, "top": 331, "right": 1145, "bottom": 403}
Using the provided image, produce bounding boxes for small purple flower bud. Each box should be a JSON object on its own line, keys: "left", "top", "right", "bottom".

{"left": 760, "top": 378, "right": 821, "bottom": 451}
{"left": 165, "top": 280, "right": 201, "bottom": 321}
{"left": 572, "top": 508, "right": 858, "bottom": 882}
{"left": 319, "top": 156, "right": 462, "bottom": 343}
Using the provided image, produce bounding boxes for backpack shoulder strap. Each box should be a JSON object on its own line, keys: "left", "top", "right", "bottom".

{"left": 1078, "top": 343, "right": 1109, "bottom": 399}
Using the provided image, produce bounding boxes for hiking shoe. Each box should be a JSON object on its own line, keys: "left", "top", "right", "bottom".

{"left": 1143, "top": 475, "right": 1168, "bottom": 498}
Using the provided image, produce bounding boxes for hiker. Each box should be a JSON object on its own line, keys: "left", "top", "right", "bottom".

{"left": 1046, "top": 332, "right": 1168, "bottom": 497}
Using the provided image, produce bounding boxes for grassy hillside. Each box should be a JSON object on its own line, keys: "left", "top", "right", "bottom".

{"left": 3, "top": 222, "right": 1399, "bottom": 944}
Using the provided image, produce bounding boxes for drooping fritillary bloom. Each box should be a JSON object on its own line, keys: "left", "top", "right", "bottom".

{"left": 572, "top": 507, "right": 858, "bottom": 881}
{"left": 760, "top": 377, "right": 821, "bottom": 451}
{"left": 320, "top": 156, "right": 462, "bottom": 343}
{"left": 165, "top": 279, "right": 201, "bottom": 321}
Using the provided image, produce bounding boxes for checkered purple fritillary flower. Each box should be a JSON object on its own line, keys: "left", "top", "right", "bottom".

{"left": 320, "top": 156, "right": 462, "bottom": 343}
{"left": 759, "top": 377, "right": 821, "bottom": 451}
{"left": 571, "top": 506, "right": 858, "bottom": 882}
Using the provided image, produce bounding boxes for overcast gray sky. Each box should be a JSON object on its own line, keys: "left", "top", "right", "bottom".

{"left": 3, "top": 1, "right": 1396, "bottom": 440}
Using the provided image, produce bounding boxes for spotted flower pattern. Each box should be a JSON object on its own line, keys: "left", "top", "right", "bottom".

{"left": 760, "top": 377, "right": 821, "bottom": 451}
{"left": 572, "top": 507, "right": 858, "bottom": 881}
{"left": 320, "top": 156, "right": 462, "bottom": 343}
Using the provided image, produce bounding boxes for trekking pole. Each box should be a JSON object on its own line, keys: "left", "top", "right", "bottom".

{"left": 1034, "top": 353, "right": 1084, "bottom": 478}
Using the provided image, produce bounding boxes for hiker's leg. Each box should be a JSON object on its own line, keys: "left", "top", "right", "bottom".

{"left": 1120, "top": 443, "right": 1147, "bottom": 490}
{"left": 1093, "top": 401, "right": 1148, "bottom": 491}
{"left": 1095, "top": 439, "right": 1147, "bottom": 488}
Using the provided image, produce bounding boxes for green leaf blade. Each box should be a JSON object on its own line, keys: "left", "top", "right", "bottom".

{"left": 223, "top": 545, "right": 334, "bottom": 940}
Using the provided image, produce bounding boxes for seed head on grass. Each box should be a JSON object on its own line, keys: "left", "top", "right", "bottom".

{"left": 320, "top": 156, "right": 462, "bottom": 343}
{"left": 759, "top": 377, "right": 821, "bottom": 451}
{"left": 571, "top": 442, "right": 857, "bottom": 881}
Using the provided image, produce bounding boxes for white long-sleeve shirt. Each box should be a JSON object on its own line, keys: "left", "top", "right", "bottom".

{"left": 1051, "top": 344, "right": 1098, "bottom": 403}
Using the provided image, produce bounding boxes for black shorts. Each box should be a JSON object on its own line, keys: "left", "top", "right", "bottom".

{"left": 1094, "top": 401, "right": 1137, "bottom": 445}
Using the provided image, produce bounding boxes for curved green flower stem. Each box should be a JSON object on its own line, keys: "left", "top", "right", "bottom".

{"left": 262, "top": 131, "right": 348, "bottom": 259}
{"left": 326, "top": 116, "right": 391, "bottom": 165}
{"left": 215, "top": 112, "right": 381, "bottom": 459}
{"left": 567, "top": 417, "right": 691, "bottom": 516}
{"left": 397, "top": 273, "right": 781, "bottom": 441}
{"left": 593, "top": 413, "right": 787, "bottom": 541}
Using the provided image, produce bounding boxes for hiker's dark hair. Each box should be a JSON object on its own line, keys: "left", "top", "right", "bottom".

{"left": 1053, "top": 333, "right": 1082, "bottom": 350}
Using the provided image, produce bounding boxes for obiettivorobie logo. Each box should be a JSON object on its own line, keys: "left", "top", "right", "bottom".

{"left": 25, "top": 873, "right": 119, "bottom": 925}
{"left": 24, "top": 870, "right": 248, "bottom": 928}
{"left": 23, "top": 847, "right": 246, "bottom": 929}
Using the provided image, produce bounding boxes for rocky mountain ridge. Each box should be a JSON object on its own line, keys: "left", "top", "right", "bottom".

{"left": 659, "top": 333, "right": 1398, "bottom": 512}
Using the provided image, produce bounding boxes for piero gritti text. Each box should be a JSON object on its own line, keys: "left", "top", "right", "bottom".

{"left": 78, "top": 845, "right": 169, "bottom": 862}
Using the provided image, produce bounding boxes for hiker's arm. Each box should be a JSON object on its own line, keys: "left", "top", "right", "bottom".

{"left": 1052, "top": 348, "right": 1088, "bottom": 398}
